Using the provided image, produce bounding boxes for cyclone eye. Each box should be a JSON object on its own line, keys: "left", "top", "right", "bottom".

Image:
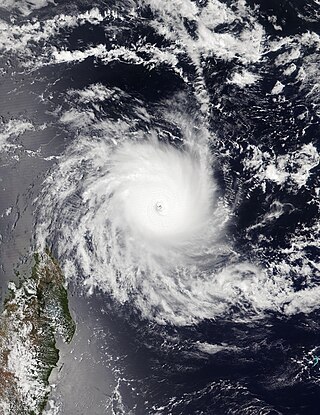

{"left": 155, "top": 201, "right": 167, "bottom": 216}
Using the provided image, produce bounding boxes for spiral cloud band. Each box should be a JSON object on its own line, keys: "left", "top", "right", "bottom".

{"left": 36, "top": 125, "right": 314, "bottom": 326}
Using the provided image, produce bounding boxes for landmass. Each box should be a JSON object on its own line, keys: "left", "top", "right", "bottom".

{"left": 0, "top": 251, "right": 75, "bottom": 414}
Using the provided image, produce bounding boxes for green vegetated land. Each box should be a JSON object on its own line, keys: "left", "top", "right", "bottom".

{"left": 0, "top": 251, "right": 75, "bottom": 415}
